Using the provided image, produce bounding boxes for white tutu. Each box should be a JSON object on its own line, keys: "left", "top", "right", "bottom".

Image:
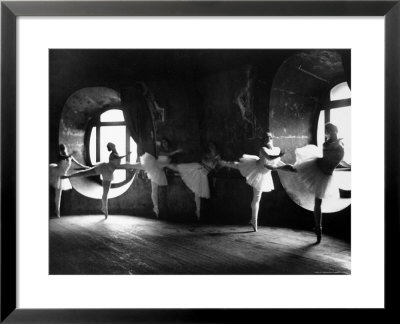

{"left": 293, "top": 145, "right": 339, "bottom": 199}
{"left": 237, "top": 155, "right": 275, "bottom": 192}
{"left": 94, "top": 163, "right": 115, "bottom": 181}
{"left": 140, "top": 153, "right": 168, "bottom": 186}
{"left": 49, "top": 159, "right": 72, "bottom": 190}
{"left": 177, "top": 163, "right": 210, "bottom": 198}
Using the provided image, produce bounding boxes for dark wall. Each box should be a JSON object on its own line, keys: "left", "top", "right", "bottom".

{"left": 50, "top": 49, "right": 350, "bottom": 241}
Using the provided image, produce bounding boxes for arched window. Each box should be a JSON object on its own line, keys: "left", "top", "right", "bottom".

{"left": 317, "top": 82, "right": 351, "bottom": 164}
{"left": 316, "top": 82, "right": 351, "bottom": 192}
{"left": 88, "top": 109, "right": 138, "bottom": 184}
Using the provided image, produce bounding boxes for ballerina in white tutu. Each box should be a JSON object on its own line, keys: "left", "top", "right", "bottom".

{"left": 292, "top": 122, "right": 345, "bottom": 243}
{"left": 166, "top": 141, "right": 222, "bottom": 221}
{"left": 221, "top": 132, "right": 295, "bottom": 232}
{"left": 49, "top": 144, "right": 89, "bottom": 218}
{"left": 139, "top": 138, "right": 182, "bottom": 217}
{"left": 63, "top": 142, "right": 131, "bottom": 219}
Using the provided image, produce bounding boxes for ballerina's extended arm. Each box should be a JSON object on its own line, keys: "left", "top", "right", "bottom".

{"left": 160, "top": 148, "right": 183, "bottom": 157}
{"left": 259, "top": 147, "right": 285, "bottom": 160}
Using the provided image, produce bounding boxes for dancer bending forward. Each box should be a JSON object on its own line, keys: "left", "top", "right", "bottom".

{"left": 166, "top": 142, "right": 221, "bottom": 221}
{"left": 63, "top": 142, "right": 131, "bottom": 219}
{"left": 221, "top": 132, "right": 295, "bottom": 232}
{"left": 291, "top": 122, "right": 345, "bottom": 243}
{"left": 49, "top": 144, "right": 89, "bottom": 218}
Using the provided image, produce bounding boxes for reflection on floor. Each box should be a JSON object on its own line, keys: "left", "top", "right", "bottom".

{"left": 49, "top": 215, "right": 351, "bottom": 275}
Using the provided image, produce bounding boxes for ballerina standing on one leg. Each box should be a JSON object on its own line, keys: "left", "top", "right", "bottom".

{"left": 49, "top": 144, "right": 90, "bottom": 218}
{"left": 63, "top": 142, "right": 131, "bottom": 219}
{"left": 139, "top": 138, "right": 182, "bottom": 217}
{"left": 290, "top": 123, "right": 345, "bottom": 243}
{"left": 221, "top": 132, "right": 295, "bottom": 232}
{"left": 166, "top": 141, "right": 221, "bottom": 221}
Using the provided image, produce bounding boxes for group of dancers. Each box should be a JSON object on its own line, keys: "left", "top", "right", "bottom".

{"left": 50, "top": 122, "right": 344, "bottom": 243}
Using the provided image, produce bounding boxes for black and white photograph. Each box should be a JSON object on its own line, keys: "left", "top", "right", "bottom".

{"left": 49, "top": 49, "right": 351, "bottom": 275}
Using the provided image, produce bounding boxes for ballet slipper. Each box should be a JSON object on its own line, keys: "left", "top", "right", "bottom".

{"left": 313, "top": 227, "right": 322, "bottom": 243}
{"left": 101, "top": 206, "right": 108, "bottom": 219}
{"left": 249, "top": 219, "right": 257, "bottom": 232}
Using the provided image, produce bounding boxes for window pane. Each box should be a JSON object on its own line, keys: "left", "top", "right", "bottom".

{"left": 100, "top": 125, "right": 126, "bottom": 183}
{"left": 88, "top": 111, "right": 140, "bottom": 184}
{"left": 317, "top": 110, "right": 325, "bottom": 147}
{"left": 89, "top": 126, "right": 96, "bottom": 164}
{"left": 330, "top": 106, "right": 351, "bottom": 163}
{"left": 100, "top": 126, "right": 126, "bottom": 161}
{"left": 129, "top": 137, "right": 138, "bottom": 162}
{"left": 112, "top": 170, "right": 126, "bottom": 183}
{"left": 330, "top": 82, "right": 351, "bottom": 101}
{"left": 100, "top": 109, "right": 125, "bottom": 122}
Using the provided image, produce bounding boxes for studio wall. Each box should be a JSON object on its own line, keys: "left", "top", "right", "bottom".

{"left": 49, "top": 50, "right": 351, "bottom": 240}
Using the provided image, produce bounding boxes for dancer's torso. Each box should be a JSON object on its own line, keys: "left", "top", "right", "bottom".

{"left": 157, "top": 155, "right": 171, "bottom": 169}
{"left": 59, "top": 156, "right": 72, "bottom": 175}
{"left": 108, "top": 152, "right": 121, "bottom": 170}
{"left": 200, "top": 153, "right": 220, "bottom": 173}
{"left": 259, "top": 146, "right": 280, "bottom": 167}
{"left": 317, "top": 139, "right": 344, "bottom": 175}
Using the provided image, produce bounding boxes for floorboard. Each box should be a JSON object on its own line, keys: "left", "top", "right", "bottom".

{"left": 49, "top": 215, "right": 351, "bottom": 275}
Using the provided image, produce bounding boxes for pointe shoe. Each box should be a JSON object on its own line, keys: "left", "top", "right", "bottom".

{"left": 153, "top": 207, "right": 159, "bottom": 218}
{"left": 249, "top": 220, "right": 257, "bottom": 232}
{"left": 314, "top": 227, "right": 322, "bottom": 244}
{"left": 101, "top": 207, "right": 108, "bottom": 219}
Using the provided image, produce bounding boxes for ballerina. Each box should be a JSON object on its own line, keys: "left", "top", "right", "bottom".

{"left": 62, "top": 142, "right": 131, "bottom": 219}
{"left": 49, "top": 144, "right": 89, "bottom": 218}
{"left": 139, "top": 138, "right": 182, "bottom": 217}
{"left": 291, "top": 122, "right": 345, "bottom": 243}
{"left": 221, "top": 132, "right": 295, "bottom": 232}
{"left": 166, "top": 141, "right": 222, "bottom": 221}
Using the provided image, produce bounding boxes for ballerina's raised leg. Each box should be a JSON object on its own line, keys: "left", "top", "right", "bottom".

{"left": 63, "top": 166, "right": 114, "bottom": 219}
{"left": 49, "top": 144, "right": 89, "bottom": 218}
{"left": 220, "top": 132, "right": 295, "bottom": 232}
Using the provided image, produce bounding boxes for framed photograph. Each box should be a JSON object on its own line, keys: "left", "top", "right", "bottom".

{"left": 1, "top": 0, "right": 398, "bottom": 322}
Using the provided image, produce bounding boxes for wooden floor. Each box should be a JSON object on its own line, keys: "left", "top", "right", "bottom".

{"left": 49, "top": 215, "right": 351, "bottom": 275}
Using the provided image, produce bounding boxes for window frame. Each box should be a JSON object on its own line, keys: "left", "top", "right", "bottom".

{"left": 313, "top": 80, "right": 351, "bottom": 169}
{"left": 84, "top": 108, "right": 137, "bottom": 188}
{"left": 312, "top": 79, "right": 351, "bottom": 143}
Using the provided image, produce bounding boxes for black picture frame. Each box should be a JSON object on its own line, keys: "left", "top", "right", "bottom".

{"left": 1, "top": 0, "right": 399, "bottom": 322}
